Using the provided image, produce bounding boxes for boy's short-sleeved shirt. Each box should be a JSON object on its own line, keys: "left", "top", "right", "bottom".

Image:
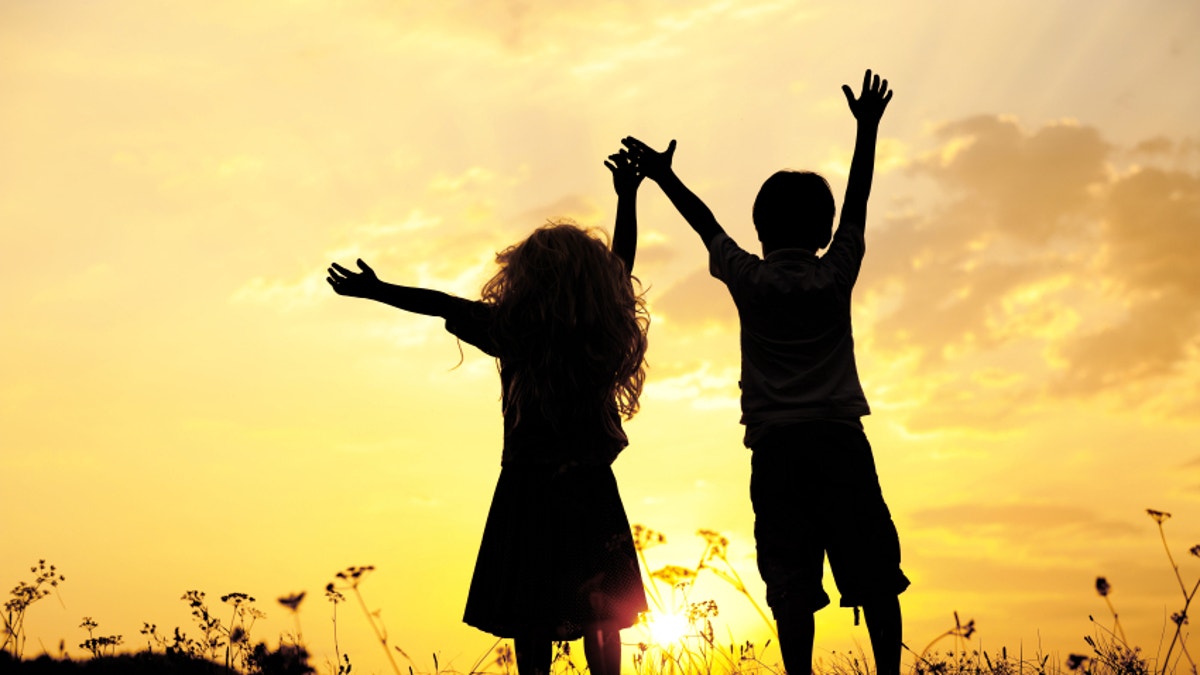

{"left": 708, "top": 226, "right": 870, "bottom": 447}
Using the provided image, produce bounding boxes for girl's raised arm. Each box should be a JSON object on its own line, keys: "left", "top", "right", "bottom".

{"left": 327, "top": 258, "right": 455, "bottom": 316}
{"left": 606, "top": 149, "right": 643, "bottom": 273}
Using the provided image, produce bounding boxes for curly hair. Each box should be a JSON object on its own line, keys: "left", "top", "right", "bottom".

{"left": 481, "top": 221, "right": 649, "bottom": 438}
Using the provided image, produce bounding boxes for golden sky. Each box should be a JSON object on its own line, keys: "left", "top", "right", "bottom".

{"left": 3, "top": 1, "right": 1200, "bottom": 672}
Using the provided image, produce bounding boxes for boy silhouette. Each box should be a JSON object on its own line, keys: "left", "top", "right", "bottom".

{"left": 623, "top": 70, "right": 908, "bottom": 675}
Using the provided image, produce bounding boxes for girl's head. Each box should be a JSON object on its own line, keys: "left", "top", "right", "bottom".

{"left": 753, "top": 170, "right": 836, "bottom": 253}
{"left": 482, "top": 221, "right": 649, "bottom": 430}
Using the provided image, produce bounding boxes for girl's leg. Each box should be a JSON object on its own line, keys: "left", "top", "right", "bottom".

{"left": 514, "top": 636, "right": 551, "bottom": 675}
{"left": 582, "top": 625, "right": 621, "bottom": 675}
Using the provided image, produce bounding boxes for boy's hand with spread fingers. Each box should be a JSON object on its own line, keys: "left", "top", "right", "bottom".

{"left": 841, "top": 69, "right": 893, "bottom": 125}
{"left": 840, "top": 69, "right": 894, "bottom": 228}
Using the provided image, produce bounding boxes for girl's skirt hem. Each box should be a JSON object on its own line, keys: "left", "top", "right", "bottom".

{"left": 462, "top": 462, "right": 648, "bottom": 641}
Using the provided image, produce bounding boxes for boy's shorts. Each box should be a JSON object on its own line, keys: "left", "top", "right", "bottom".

{"left": 749, "top": 419, "right": 910, "bottom": 617}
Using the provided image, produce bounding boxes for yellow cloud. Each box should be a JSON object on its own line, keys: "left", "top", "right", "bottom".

{"left": 216, "top": 154, "right": 265, "bottom": 178}
{"left": 428, "top": 166, "right": 498, "bottom": 193}
{"left": 229, "top": 273, "right": 327, "bottom": 311}
{"left": 933, "top": 134, "right": 976, "bottom": 168}
{"left": 855, "top": 113, "right": 1200, "bottom": 430}
{"left": 644, "top": 362, "right": 740, "bottom": 410}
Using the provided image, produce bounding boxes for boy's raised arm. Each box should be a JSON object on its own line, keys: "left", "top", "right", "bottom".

{"left": 622, "top": 137, "right": 726, "bottom": 249}
{"left": 327, "top": 259, "right": 455, "bottom": 316}
{"left": 839, "top": 69, "right": 893, "bottom": 231}
{"left": 606, "top": 148, "right": 643, "bottom": 273}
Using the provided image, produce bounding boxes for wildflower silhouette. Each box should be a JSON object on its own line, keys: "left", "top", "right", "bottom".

{"left": 7, "top": 554, "right": 1160, "bottom": 674}
{"left": 221, "top": 591, "right": 265, "bottom": 670}
{"left": 278, "top": 591, "right": 306, "bottom": 645}
{"left": 1147, "top": 509, "right": 1171, "bottom": 525}
{"left": 182, "top": 590, "right": 225, "bottom": 660}
{"left": 908, "top": 611, "right": 975, "bottom": 673}
{"left": 494, "top": 642, "right": 515, "bottom": 675}
{"left": 694, "top": 529, "right": 776, "bottom": 639}
{"left": 1084, "top": 575, "right": 1145, "bottom": 673}
{"left": 685, "top": 600, "right": 719, "bottom": 644}
{"left": 1147, "top": 507, "right": 1200, "bottom": 673}
{"left": 650, "top": 565, "right": 697, "bottom": 589}
{"left": 78, "top": 616, "right": 122, "bottom": 658}
{"left": 631, "top": 527, "right": 783, "bottom": 675}
{"left": 330, "top": 565, "right": 409, "bottom": 675}
{"left": 278, "top": 592, "right": 305, "bottom": 612}
{"left": 171, "top": 588, "right": 266, "bottom": 670}
{"left": 1083, "top": 620, "right": 1149, "bottom": 675}
{"left": 1066, "top": 653, "right": 1088, "bottom": 670}
{"left": 633, "top": 524, "right": 670, "bottom": 613}
{"left": 138, "top": 620, "right": 193, "bottom": 657}
{"left": 633, "top": 524, "right": 668, "bottom": 551}
{"left": 246, "top": 641, "right": 316, "bottom": 675}
{"left": 2, "top": 559, "right": 65, "bottom": 659}
{"left": 139, "top": 622, "right": 157, "bottom": 653}
{"left": 325, "top": 582, "right": 351, "bottom": 674}
{"left": 1094, "top": 576, "right": 1126, "bottom": 643}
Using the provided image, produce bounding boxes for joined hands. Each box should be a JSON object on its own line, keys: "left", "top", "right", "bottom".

{"left": 620, "top": 137, "right": 676, "bottom": 183}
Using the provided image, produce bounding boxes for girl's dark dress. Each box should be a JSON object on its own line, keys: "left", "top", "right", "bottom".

{"left": 443, "top": 298, "right": 648, "bottom": 641}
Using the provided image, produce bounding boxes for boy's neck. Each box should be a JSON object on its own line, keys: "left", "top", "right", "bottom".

{"left": 763, "top": 246, "right": 820, "bottom": 258}
{"left": 762, "top": 243, "right": 816, "bottom": 258}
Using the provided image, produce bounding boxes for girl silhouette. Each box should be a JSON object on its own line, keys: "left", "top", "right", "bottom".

{"left": 327, "top": 151, "right": 649, "bottom": 675}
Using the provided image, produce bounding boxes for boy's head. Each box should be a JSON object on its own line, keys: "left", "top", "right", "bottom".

{"left": 752, "top": 170, "right": 835, "bottom": 253}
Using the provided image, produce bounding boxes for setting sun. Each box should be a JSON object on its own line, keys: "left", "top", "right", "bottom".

{"left": 642, "top": 611, "right": 691, "bottom": 649}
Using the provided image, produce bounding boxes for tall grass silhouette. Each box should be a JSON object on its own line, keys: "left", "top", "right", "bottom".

{"left": 4, "top": 511, "right": 1199, "bottom": 674}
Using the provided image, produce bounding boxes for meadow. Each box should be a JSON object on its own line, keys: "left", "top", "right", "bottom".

{"left": 3, "top": 510, "right": 1195, "bottom": 675}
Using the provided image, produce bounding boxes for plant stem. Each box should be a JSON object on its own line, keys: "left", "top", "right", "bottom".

{"left": 1158, "top": 522, "right": 1188, "bottom": 597}
{"left": 1103, "top": 594, "right": 1127, "bottom": 644}
{"left": 466, "top": 636, "right": 503, "bottom": 675}
{"left": 331, "top": 603, "right": 342, "bottom": 673}
{"left": 723, "top": 562, "right": 778, "bottom": 640}
{"left": 1162, "top": 576, "right": 1200, "bottom": 675}
{"left": 637, "top": 548, "right": 666, "bottom": 612}
{"left": 226, "top": 606, "right": 236, "bottom": 670}
{"left": 352, "top": 587, "right": 402, "bottom": 675}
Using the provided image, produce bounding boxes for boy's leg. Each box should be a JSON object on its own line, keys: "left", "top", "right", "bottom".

{"left": 749, "top": 432, "right": 831, "bottom": 675}
{"left": 863, "top": 597, "right": 902, "bottom": 675}
{"left": 775, "top": 609, "right": 816, "bottom": 675}
{"left": 514, "top": 636, "right": 551, "bottom": 675}
{"left": 582, "top": 624, "right": 621, "bottom": 675}
{"left": 822, "top": 423, "right": 909, "bottom": 675}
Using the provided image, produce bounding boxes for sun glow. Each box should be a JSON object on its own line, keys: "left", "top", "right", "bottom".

{"left": 641, "top": 610, "right": 692, "bottom": 647}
